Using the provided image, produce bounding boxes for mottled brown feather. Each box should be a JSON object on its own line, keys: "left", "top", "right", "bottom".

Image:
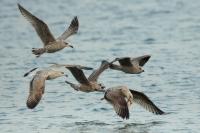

{"left": 88, "top": 60, "right": 110, "bottom": 82}
{"left": 129, "top": 89, "right": 164, "bottom": 115}
{"left": 66, "top": 66, "right": 90, "bottom": 84}
{"left": 132, "top": 55, "right": 151, "bottom": 66}
{"left": 26, "top": 75, "right": 46, "bottom": 109}
{"left": 105, "top": 89, "right": 129, "bottom": 119}
{"left": 18, "top": 4, "right": 55, "bottom": 46}
{"left": 116, "top": 57, "right": 133, "bottom": 67}
{"left": 58, "top": 16, "right": 79, "bottom": 40}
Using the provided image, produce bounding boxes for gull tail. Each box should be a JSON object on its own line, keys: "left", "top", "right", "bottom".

{"left": 26, "top": 93, "right": 42, "bottom": 109}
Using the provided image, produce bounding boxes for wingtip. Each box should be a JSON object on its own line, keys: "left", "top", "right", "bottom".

{"left": 120, "top": 110, "right": 129, "bottom": 120}
{"left": 83, "top": 67, "right": 93, "bottom": 70}
{"left": 69, "top": 45, "right": 74, "bottom": 48}
{"left": 72, "top": 16, "right": 79, "bottom": 24}
{"left": 146, "top": 55, "right": 151, "bottom": 59}
{"left": 156, "top": 109, "right": 165, "bottom": 115}
{"left": 73, "top": 16, "right": 79, "bottom": 28}
{"left": 24, "top": 73, "right": 28, "bottom": 77}
{"left": 17, "top": 3, "right": 21, "bottom": 7}
{"left": 65, "top": 80, "right": 71, "bottom": 84}
{"left": 17, "top": 3, "right": 23, "bottom": 10}
{"left": 143, "top": 55, "right": 151, "bottom": 61}
{"left": 26, "top": 98, "right": 38, "bottom": 109}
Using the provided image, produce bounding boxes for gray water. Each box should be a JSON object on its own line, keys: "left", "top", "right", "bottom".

{"left": 0, "top": 0, "right": 200, "bottom": 132}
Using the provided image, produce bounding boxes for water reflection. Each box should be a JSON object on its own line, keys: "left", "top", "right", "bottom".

{"left": 116, "top": 121, "right": 165, "bottom": 133}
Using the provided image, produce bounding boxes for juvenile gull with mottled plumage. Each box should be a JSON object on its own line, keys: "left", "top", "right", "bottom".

{"left": 24, "top": 64, "right": 92, "bottom": 109}
{"left": 25, "top": 69, "right": 67, "bottom": 109}
{"left": 18, "top": 4, "right": 79, "bottom": 57}
{"left": 101, "top": 86, "right": 165, "bottom": 119}
{"left": 109, "top": 55, "right": 151, "bottom": 74}
{"left": 65, "top": 60, "right": 111, "bottom": 92}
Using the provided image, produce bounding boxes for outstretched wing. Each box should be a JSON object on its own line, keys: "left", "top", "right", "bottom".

{"left": 48, "top": 63, "right": 93, "bottom": 70}
{"left": 88, "top": 60, "right": 110, "bottom": 81}
{"left": 57, "top": 16, "right": 79, "bottom": 40}
{"left": 104, "top": 90, "right": 129, "bottom": 119}
{"left": 66, "top": 66, "right": 90, "bottom": 84}
{"left": 129, "top": 89, "right": 164, "bottom": 115}
{"left": 116, "top": 57, "right": 133, "bottom": 67}
{"left": 132, "top": 55, "right": 151, "bottom": 66}
{"left": 18, "top": 4, "right": 55, "bottom": 46}
{"left": 26, "top": 73, "right": 46, "bottom": 109}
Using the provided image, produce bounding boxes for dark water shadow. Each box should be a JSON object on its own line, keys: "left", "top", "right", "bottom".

{"left": 74, "top": 120, "right": 111, "bottom": 126}
{"left": 115, "top": 121, "right": 165, "bottom": 133}
{"left": 62, "top": 120, "right": 112, "bottom": 133}
{"left": 61, "top": 120, "right": 165, "bottom": 133}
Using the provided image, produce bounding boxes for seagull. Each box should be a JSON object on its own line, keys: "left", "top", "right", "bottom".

{"left": 101, "top": 86, "right": 165, "bottom": 119}
{"left": 24, "top": 64, "right": 92, "bottom": 109}
{"left": 109, "top": 55, "right": 151, "bottom": 74}
{"left": 65, "top": 60, "right": 111, "bottom": 92}
{"left": 25, "top": 69, "right": 67, "bottom": 109}
{"left": 18, "top": 4, "right": 79, "bottom": 57}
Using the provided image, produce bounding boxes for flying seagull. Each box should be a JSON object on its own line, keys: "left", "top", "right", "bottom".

{"left": 18, "top": 4, "right": 79, "bottom": 57}
{"left": 65, "top": 60, "right": 111, "bottom": 92}
{"left": 109, "top": 55, "right": 151, "bottom": 74}
{"left": 26, "top": 69, "right": 67, "bottom": 109}
{"left": 24, "top": 64, "right": 92, "bottom": 109}
{"left": 101, "top": 86, "right": 164, "bottom": 119}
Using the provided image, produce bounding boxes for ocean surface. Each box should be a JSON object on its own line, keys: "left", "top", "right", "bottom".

{"left": 0, "top": 0, "right": 200, "bottom": 132}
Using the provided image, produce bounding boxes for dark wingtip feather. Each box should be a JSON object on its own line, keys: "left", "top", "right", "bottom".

{"left": 24, "top": 73, "right": 29, "bottom": 77}
{"left": 26, "top": 98, "right": 38, "bottom": 109}
{"left": 145, "top": 55, "right": 151, "bottom": 61}
{"left": 17, "top": 3, "right": 20, "bottom": 7}
{"left": 17, "top": 3, "right": 21, "bottom": 8}
{"left": 155, "top": 108, "right": 165, "bottom": 115}
{"left": 118, "top": 106, "right": 129, "bottom": 120}
{"left": 82, "top": 67, "right": 93, "bottom": 70}
{"left": 23, "top": 68, "right": 37, "bottom": 77}
{"left": 17, "top": 3, "right": 25, "bottom": 13}
{"left": 71, "top": 16, "right": 79, "bottom": 29}
{"left": 26, "top": 101, "right": 37, "bottom": 109}
{"left": 26, "top": 93, "right": 41, "bottom": 109}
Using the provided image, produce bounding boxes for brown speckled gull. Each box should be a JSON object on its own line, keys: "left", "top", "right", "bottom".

{"left": 109, "top": 55, "right": 151, "bottom": 74}
{"left": 18, "top": 4, "right": 79, "bottom": 57}
{"left": 65, "top": 60, "right": 110, "bottom": 92}
{"left": 101, "top": 86, "right": 165, "bottom": 119}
